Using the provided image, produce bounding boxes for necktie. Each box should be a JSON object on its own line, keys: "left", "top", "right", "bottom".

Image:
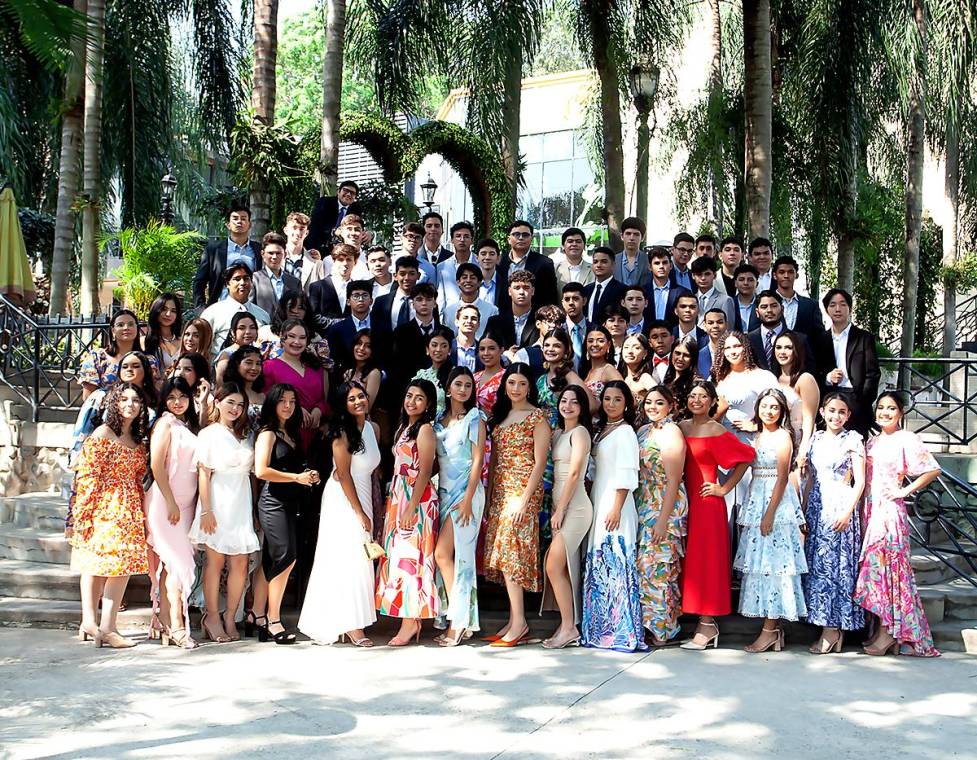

{"left": 573, "top": 323, "right": 584, "bottom": 360}
{"left": 397, "top": 297, "right": 410, "bottom": 326}
{"left": 335, "top": 205, "right": 347, "bottom": 230}
{"left": 764, "top": 330, "right": 775, "bottom": 367}
{"left": 699, "top": 293, "right": 707, "bottom": 313}
{"left": 592, "top": 283, "right": 603, "bottom": 321}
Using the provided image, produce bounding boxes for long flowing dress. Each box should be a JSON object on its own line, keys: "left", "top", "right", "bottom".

{"left": 854, "top": 430, "right": 940, "bottom": 656}
{"left": 375, "top": 429, "right": 440, "bottom": 618}
{"left": 802, "top": 429, "right": 866, "bottom": 630}
{"left": 635, "top": 421, "right": 689, "bottom": 641}
{"left": 68, "top": 437, "right": 149, "bottom": 577}
{"left": 187, "top": 425, "right": 259, "bottom": 555}
{"left": 681, "top": 432, "right": 755, "bottom": 616}
{"left": 540, "top": 428, "right": 593, "bottom": 623}
{"left": 733, "top": 434, "right": 808, "bottom": 620}
{"left": 581, "top": 424, "right": 647, "bottom": 652}
{"left": 536, "top": 375, "right": 561, "bottom": 537}
{"left": 299, "top": 422, "right": 381, "bottom": 643}
{"left": 435, "top": 408, "right": 486, "bottom": 631}
{"left": 144, "top": 414, "right": 198, "bottom": 633}
{"left": 483, "top": 407, "right": 546, "bottom": 592}
{"left": 474, "top": 368, "right": 504, "bottom": 572}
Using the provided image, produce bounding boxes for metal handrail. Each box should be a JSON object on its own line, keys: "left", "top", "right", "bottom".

{"left": 910, "top": 467, "right": 977, "bottom": 588}
{"left": 879, "top": 357, "right": 977, "bottom": 446}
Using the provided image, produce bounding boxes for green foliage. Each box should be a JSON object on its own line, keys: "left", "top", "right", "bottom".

{"left": 18, "top": 207, "right": 54, "bottom": 267}
{"left": 0, "top": 0, "right": 85, "bottom": 71}
{"left": 529, "top": 3, "right": 588, "bottom": 76}
{"left": 355, "top": 180, "right": 417, "bottom": 246}
{"left": 915, "top": 216, "right": 943, "bottom": 351}
{"left": 106, "top": 221, "right": 204, "bottom": 318}
{"left": 942, "top": 250, "right": 977, "bottom": 291}
{"left": 850, "top": 175, "right": 902, "bottom": 342}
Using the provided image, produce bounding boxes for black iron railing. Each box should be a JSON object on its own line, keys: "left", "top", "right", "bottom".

{"left": 0, "top": 295, "right": 111, "bottom": 421}
{"left": 880, "top": 357, "right": 977, "bottom": 446}
{"left": 910, "top": 467, "right": 977, "bottom": 588}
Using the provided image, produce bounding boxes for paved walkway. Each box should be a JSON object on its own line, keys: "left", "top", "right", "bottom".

{"left": 1, "top": 627, "right": 974, "bottom": 759}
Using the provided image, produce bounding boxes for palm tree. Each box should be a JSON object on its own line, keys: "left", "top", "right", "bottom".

{"left": 319, "top": 0, "right": 345, "bottom": 196}
{"left": 79, "top": 0, "right": 105, "bottom": 316}
{"left": 743, "top": 0, "right": 772, "bottom": 240}
{"left": 249, "top": 0, "right": 279, "bottom": 237}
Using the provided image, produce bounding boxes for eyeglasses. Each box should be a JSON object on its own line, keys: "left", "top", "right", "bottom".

{"left": 510, "top": 231, "right": 532, "bottom": 239}
{"left": 675, "top": 246, "right": 694, "bottom": 254}
{"left": 349, "top": 293, "right": 372, "bottom": 301}
{"left": 402, "top": 233, "right": 421, "bottom": 241}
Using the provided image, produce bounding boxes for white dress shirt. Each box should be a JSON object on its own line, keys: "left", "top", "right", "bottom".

{"left": 780, "top": 292, "right": 800, "bottom": 330}
{"left": 831, "top": 323, "right": 854, "bottom": 388}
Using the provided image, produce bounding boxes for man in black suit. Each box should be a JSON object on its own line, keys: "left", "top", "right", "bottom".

{"left": 372, "top": 256, "right": 420, "bottom": 337}
{"left": 389, "top": 283, "right": 442, "bottom": 398}
{"left": 326, "top": 279, "right": 376, "bottom": 366}
{"left": 672, "top": 292, "right": 709, "bottom": 348}
{"left": 476, "top": 238, "right": 510, "bottom": 314}
{"left": 497, "top": 220, "right": 558, "bottom": 308}
{"left": 583, "top": 247, "right": 628, "bottom": 324}
{"left": 421, "top": 211, "right": 454, "bottom": 264}
{"left": 813, "top": 288, "right": 882, "bottom": 436}
{"left": 307, "top": 180, "right": 363, "bottom": 254}
{"left": 561, "top": 282, "right": 592, "bottom": 369}
{"left": 308, "top": 243, "right": 359, "bottom": 330}
{"left": 773, "top": 255, "right": 822, "bottom": 336}
{"left": 484, "top": 270, "right": 538, "bottom": 349}
{"left": 643, "top": 248, "right": 691, "bottom": 329}
{"left": 251, "top": 232, "right": 302, "bottom": 316}
{"left": 748, "top": 290, "right": 818, "bottom": 372}
{"left": 192, "top": 203, "right": 261, "bottom": 308}
{"left": 732, "top": 263, "right": 761, "bottom": 332}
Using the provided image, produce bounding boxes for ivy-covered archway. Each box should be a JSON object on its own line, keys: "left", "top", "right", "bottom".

{"left": 337, "top": 113, "right": 511, "bottom": 240}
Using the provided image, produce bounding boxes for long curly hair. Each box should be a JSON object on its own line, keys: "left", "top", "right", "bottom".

{"left": 117, "top": 350, "right": 158, "bottom": 407}
{"left": 771, "top": 330, "right": 806, "bottom": 385}
{"left": 712, "top": 330, "right": 757, "bottom": 383}
{"left": 664, "top": 340, "right": 700, "bottom": 419}
{"left": 752, "top": 387, "right": 796, "bottom": 465}
{"left": 224, "top": 345, "right": 265, "bottom": 392}
{"left": 103, "top": 382, "right": 149, "bottom": 444}
{"left": 618, "top": 333, "right": 653, "bottom": 380}
{"left": 542, "top": 328, "right": 575, "bottom": 394}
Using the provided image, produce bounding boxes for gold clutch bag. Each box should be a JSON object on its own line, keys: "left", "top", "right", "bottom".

{"left": 364, "top": 541, "right": 386, "bottom": 560}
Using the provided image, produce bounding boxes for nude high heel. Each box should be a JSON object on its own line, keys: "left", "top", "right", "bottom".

{"left": 680, "top": 621, "right": 719, "bottom": 650}
{"left": 745, "top": 625, "right": 784, "bottom": 654}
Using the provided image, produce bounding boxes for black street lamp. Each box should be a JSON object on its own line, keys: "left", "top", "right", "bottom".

{"left": 420, "top": 172, "right": 438, "bottom": 213}
{"left": 629, "top": 58, "right": 660, "bottom": 221}
{"left": 160, "top": 171, "right": 177, "bottom": 225}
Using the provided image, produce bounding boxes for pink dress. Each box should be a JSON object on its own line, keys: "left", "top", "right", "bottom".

{"left": 854, "top": 429, "right": 940, "bottom": 656}
{"left": 262, "top": 358, "right": 330, "bottom": 448}
{"left": 144, "top": 414, "right": 198, "bottom": 636}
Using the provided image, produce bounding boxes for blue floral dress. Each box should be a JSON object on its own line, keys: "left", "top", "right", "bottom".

{"left": 733, "top": 433, "right": 808, "bottom": 621}
{"left": 434, "top": 407, "right": 486, "bottom": 631}
{"left": 581, "top": 424, "right": 647, "bottom": 652}
{"left": 802, "top": 429, "right": 865, "bottom": 630}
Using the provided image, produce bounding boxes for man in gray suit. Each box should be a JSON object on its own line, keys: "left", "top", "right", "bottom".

{"left": 690, "top": 254, "right": 736, "bottom": 327}
{"left": 613, "top": 217, "right": 651, "bottom": 287}
{"left": 282, "top": 211, "right": 325, "bottom": 294}
{"left": 252, "top": 232, "right": 302, "bottom": 316}
{"left": 555, "top": 226, "right": 595, "bottom": 290}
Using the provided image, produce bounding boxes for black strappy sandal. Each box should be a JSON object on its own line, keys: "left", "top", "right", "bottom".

{"left": 267, "top": 619, "right": 297, "bottom": 645}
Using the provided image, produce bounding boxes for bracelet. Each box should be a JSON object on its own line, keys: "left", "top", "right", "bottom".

{"left": 200, "top": 510, "right": 212, "bottom": 515}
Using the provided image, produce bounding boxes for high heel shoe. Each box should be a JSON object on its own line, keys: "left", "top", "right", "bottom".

{"left": 438, "top": 628, "right": 468, "bottom": 647}
{"left": 201, "top": 612, "right": 230, "bottom": 644}
{"left": 680, "top": 621, "right": 720, "bottom": 650}
{"left": 340, "top": 632, "right": 374, "bottom": 648}
{"left": 95, "top": 630, "right": 136, "bottom": 649}
{"left": 810, "top": 631, "right": 844, "bottom": 655}
{"left": 863, "top": 638, "right": 899, "bottom": 656}
{"left": 222, "top": 611, "right": 241, "bottom": 642}
{"left": 243, "top": 610, "right": 258, "bottom": 638}
{"left": 388, "top": 621, "right": 421, "bottom": 647}
{"left": 490, "top": 626, "right": 530, "bottom": 648}
{"left": 77, "top": 624, "right": 98, "bottom": 642}
{"left": 161, "top": 627, "right": 199, "bottom": 649}
{"left": 148, "top": 612, "right": 163, "bottom": 641}
{"left": 267, "top": 620, "right": 297, "bottom": 645}
{"left": 745, "top": 625, "right": 784, "bottom": 653}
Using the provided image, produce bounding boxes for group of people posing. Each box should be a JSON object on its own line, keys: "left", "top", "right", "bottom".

{"left": 63, "top": 195, "right": 941, "bottom": 658}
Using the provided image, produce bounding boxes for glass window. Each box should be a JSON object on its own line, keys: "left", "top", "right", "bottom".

{"left": 542, "top": 131, "right": 573, "bottom": 162}
{"left": 521, "top": 134, "right": 543, "bottom": 164}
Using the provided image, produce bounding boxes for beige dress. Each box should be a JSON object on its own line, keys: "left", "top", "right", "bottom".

{"left": 540, "top": 428, "right": 594, "bottom": 623}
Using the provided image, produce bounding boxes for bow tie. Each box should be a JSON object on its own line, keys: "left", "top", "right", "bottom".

{"left": 653, "top": 356, "right": 669, "bottom": 368}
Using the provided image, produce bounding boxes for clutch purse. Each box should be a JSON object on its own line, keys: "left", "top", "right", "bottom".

{"left": 364, "top": 541, "right": 386, "bottom": 560}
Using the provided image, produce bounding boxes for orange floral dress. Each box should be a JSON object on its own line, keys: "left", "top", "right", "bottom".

{"left": 68, "top": 436, "right": 149, "bottom": 577}
{"left": 484, "top": 407, "right": 546, "bottom": 592}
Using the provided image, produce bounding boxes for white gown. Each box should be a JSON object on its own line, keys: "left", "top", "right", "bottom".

{"left": 298, "top": 422, "right": 381, "bottom": 643}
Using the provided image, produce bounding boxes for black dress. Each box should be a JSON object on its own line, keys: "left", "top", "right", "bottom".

{"left": 257, "top": 433, "right": 307, "bottom": 580}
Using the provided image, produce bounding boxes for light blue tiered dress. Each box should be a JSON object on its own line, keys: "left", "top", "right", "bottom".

{"left": 733, "top": 435, "right": 808, "bottom": 621}
{"left": 434, "top": 407, "right": 486, "bottom": 632}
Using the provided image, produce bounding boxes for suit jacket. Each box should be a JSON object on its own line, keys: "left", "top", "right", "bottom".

{"left": 388, "top": 319, "right": 442, "bottom": 400}
{"left": 498, "top": 251, "right": 558, "bottom": 308}
{"left": 696, "top": 287, "right": 737, "bottom": 328}
{"left": 584, "top": 278, "right": 628, "bottom": 323}
{"left": 672, "top": 325, "right": 709, "bottom": 350}
{"left": 307, "top": 196, "right": 363, "bottom": 253}
{"left": 484, "top": 311, "right": 538, "bottom": 349}
{"left": 431, "top": 245, "right": 456, "bottom": 265}
{"left": 614, "top": 251, "right": 651, "bottom": 288}
{"left": 812, "top": 324, "right": 882, "bottom": 435}
{"left": 733, "top": 300, "right": 761, "bottom": 333}
{"left": 192, "top": 239, "right": 262, "bottom": 308}
{"left": 325, "top": 315, "right": 387, "bottom": 367}
{"left": 749, "top": 325, "right": 817, "bottom": 375}
{"left": 308, "top": 277, "right": 347, "bottom": 332}
{"left": 641, "top": 281, "right": 692, "bottom": 328}
{"left": 698, "top": 343, "right": 716, "bottom": 379}
{"left": 251, "top": 269, "right": 302, "bottom": 316}
{"left": 479, "top": 271, "right": 511, "bottom": 315}
{"left": 668, "top": 265, "right": 694, "bottom": 293}
{"left": 781, "top": 293, "right": 822, "bottom": 336}
{"left": 556, "top": 259, "right": 595, "bottom": 291}
{"left": 287, "top": 251, "right": 326, "bottom": 294}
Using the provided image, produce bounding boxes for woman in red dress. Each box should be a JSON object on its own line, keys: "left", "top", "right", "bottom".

{"left": 678, "top": 379, "right": 754, "bottom": 650}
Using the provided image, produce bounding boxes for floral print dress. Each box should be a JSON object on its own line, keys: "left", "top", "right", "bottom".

{"left": 854, "top": 429, "right": 940, "bottom": 656}
{"left": 635, "top": 421, "right": 689, "bottom": 641}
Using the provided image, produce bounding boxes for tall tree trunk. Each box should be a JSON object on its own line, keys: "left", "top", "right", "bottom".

{"left": 49, "top": 0, "right": 87, "bottom": 316}
{"left": 742, "top": 0, "right": 772, "bottom": 240}
{"left": 80, "top": 0, "right": 104, "bottom": 317}
{"left": 590, "top": 5, "right": 625, "bottom": 251}
{"left": 319, "top": 0, "right": 345, "bottom": 197}
{"left": 249, "top": 0, "right": 279, "bottom": 237}
{"left": 500, "top": 43, "right": 522, "bottom": 217}
{"left": 900, "top": 0, "right": 926, "bottom": 379}
{"left": 837, "top": 230, "right": 855, "bottom": 292}
{"left": 707, "top": 0, "right": 724, "bottom": 234}
{"left": 943, "top": 119, "right": 960, "bottom": 355}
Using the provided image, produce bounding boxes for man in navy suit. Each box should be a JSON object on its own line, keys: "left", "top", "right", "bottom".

{"left": 748, "top": 290, "right": 817, "bottom": 372}
{"left": 773, "top": 255, "right": 823, "bottom": 336}
{"left": 732, "top": 263, "right": 761, "bottom": 332}
{"left": 389, "top": 283, "right": 442, "bottom": 399}
{"left": 497, "top": 220, "right": 558, "bottom": 308}
{"left": 584, "top": 247, "right": 627, "bottom": 324}
{"left": 561, "top": 282, "right": 592, "bottom": 370}
{"left": 672, "top": 293, "right": 709, "bottom": 348}
{"left": 308, "top": 243, "right": 359, "bottom": 330}
{"left": 699, "top": 308, "right": 729, "bottom": 378}
{"left": 192, "top": 203, "right": 262, "bottom": 308}
{"left": 668, "top": 231, "right": 695, "bottom": 291}
{"left": 452, "top": 302, "right": 484, "bottom": 372}
{"left": 307, "top": 180, "right": 362, "bottom": 254}
{"left": 643, "top": 248, "right": 691, "bottom": 329}
{"left": 326, "top": 279, "right": 376, "bottom": 366}
{"left": 372, "top": 256, "right": 420, "bottom": 337}
{"left": 476, "top": 238, "right": 510, "bottom": 315}
{"left": 485, "top": 270, "right": 539, "bottom": 349}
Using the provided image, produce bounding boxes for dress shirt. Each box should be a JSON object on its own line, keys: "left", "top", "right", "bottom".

{"left": 416, "top": 318, "right": 435, "bottom": 338}
{"left": 651, "top": 355, "right": 669, "bottom": 383}
{"left": 331, "top": 274, "right": 351, "bottom": 311}
{"left": 437, "top": 253, "right": 477, "bottom": 308}
{"left": 335, "top": 204, "right": 349, "bottom": 229}
{"left": 652, "top": 282, "right": 670, "bottom": 321}
{"left": 760, "top": 323, "right": 782, "bottom": 366}
{"left": 372, "top": 280, "right": 393, "bottom": 299}
{"left": 757, "top": 270, "right": 773, "bottom": 292}
{"left": 590, "top": 277, "right": 613, "bottom": 322}
{"left": 831, "top": 323, "right": 854, "bottom": 388}
{"left": 391, "top": 291, "right": 412, "bottom": 327}
{"left": 513, "top": 310, "right": 530, "bottom": 341}
{"left": 479, "top": 272, "right": 498, "bottom": 304}
{"left": 737, "top": 297, "right": 756, "bottom": 330}
{"left": 676, "top": 325, "right": 698, "bottom": 345}
{"left": 388, "top": 255, "right": 436, "bottom": 285}
{"left": 673, "top": 266, "right": 692, "bottom": 291}
{"left": 455, "top": 342, "right": 478, "bottom": 371}
{"left": 352, "top": 314, "right": 371, "bottom": 331}
{"left": 566, "top": 318, "right": 587, "bottom": 366}
{"left": 621, "top": 254, "right": 640, "bottom": 285}
{"left": 780, "top": 292, "right": 799, "bottom": 330}
{"left": 508, "top": 252, "right": 528, "bottom": 273}
{"left": 627, "top": 319, "right": 645, "bottom": 336}
{"left": 284, "top": 253, "right": 304, "bottom": 280}
{"left": 200, "top": 298, "right": 270, "bottom": 360}
{"left": 265, "top": 268, "right": 286, "bottom": 301}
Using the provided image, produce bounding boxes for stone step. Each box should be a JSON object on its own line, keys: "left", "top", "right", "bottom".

{"left": 930, "top": 621, "right": 977, "bottom": 654}
{"left": 911, "top": 544, "right": 974, "bottom": 585}
{"left": 0, "top": 558, "right": 79, "bottom": 601}
{"left": 0, "top": 492, "right": 68, "bottom": 532}
{"left": 0, "top": 525, "right": 70, "bottom": 564}
{"left": 919, "top": 577, "right": 977, "bottom": 621}
{"left": 0, "top": 597, "right": 154, "bottom": 629}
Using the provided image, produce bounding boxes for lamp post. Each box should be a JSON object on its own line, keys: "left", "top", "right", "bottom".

{"left": 160, "top": 171, "right": 177, "bottom": 225}
{"left": 420, "top": 172, "right": 438, "bottom": 213}
{"left": 629, "top": 58, "right": 660, "bottom": 222}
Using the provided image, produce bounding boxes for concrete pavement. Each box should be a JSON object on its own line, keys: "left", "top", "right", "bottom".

{"left": 1, "top": 626, "right": 975, "bottom": 759}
